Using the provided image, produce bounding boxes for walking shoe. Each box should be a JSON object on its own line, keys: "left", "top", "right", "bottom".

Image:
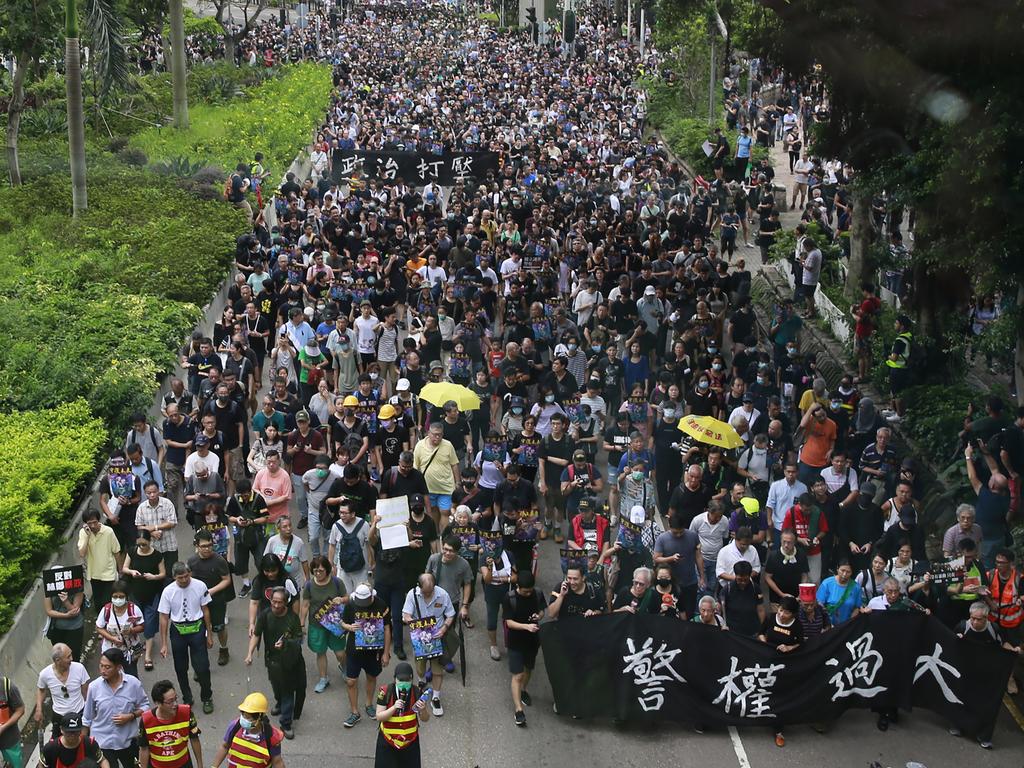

{"left": 444, "top": 661, "right": 455, "bottom": 673}
{"left": 948, "top": 727, "right": 961, "bottom": 737}
{"left": 343, "top": 713, "right": 361, "bottom": 728}
{"left": 202, "top": 700, "right": 214, "bottom": 715}
{"left": 554, "top": 529, "right": 565, "bottom": 544}
{"left": 430, "top": 697, "right": 443, "bottom": 717}
{"left": 365, "top": 705, "right": 376, "bottom": 719}
{"left": 282, "top": 727, "right": 294, "bottom": 740}
{"left": 520, "top": 690, "right": 532, "bottom": 707}
{"left": 218, "top": 647, "right": 230, "bottom": 666}
{"left": 489, "top": 645, "right": 500, "bottom": 661}
{"left": 314, "top": 677, "right": 330, "bottom": 694}
{"left": 239, "top": 583, "right": 252, "bottom": 598}
{"left": 394, "top": 647, "right": 407, "bottom": 660}
{"left": 774, "top": 733, "right": 785, "bottom": 747}
{"left": 978, "top": 739, "right": 992, "bottom": 749}
{"left": 538, "top": 527, "right": 549, "bottom": 541}
{"left": 297, "top": 518, "right": 308, "bottom": 529}
{"left": 514, "top": 710, "right": 526, "bottom": 727}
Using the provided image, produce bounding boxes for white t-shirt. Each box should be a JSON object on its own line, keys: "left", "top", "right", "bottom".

{"left": 328, "top": 518, "right": 370, "bottom": 573}
{"left": 866, "top": 595, "right": 893, "bottom": 611}
{"left": 95, "top": 602, "right": 145, "bottom": 654}
{"left": 354, "top": 315, "right": 379, "bottom": 354}
{"left": 158, "top": 579, "right": 211, "bottom": 623}
{"left": 689, "top": 513, "right": 731, "bottom": 564}
{"left": 716, "top": 542, "right": 762, "bottom": 587}
{"left": 38, "top": 662, "right": 90, "bottom": 716}
{"left": 264, "top": 535, "right": 309, "bottom": 582}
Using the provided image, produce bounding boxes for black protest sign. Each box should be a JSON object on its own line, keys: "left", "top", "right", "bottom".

{"left": 540, "top": 612, "right": 1014, "bottom": 735}
{"left": 331, "top": 149, "right": 499, "bottom": 185}
{"left": 43, "top": 565, "right": 85, "bottom": 596}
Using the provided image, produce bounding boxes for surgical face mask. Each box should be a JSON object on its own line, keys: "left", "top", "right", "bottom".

{"left": 631, "top": 470, "right": 644, "bottom": 481}
{"left": 396, "top": 681, "right": 413, "bottom": 696}
{"left": 712, "top": 363, "right": 722, "bottom": 371}
{"left": 545, "top": 394, "right": 555, "bottom": 403}
{"left": 787, "top": 347, "right": 797, "bottom": 356}
{"left": 437, "top": 311, "right": 446, "bottom": 318}
{"left": 707, "top": 346, "right": 718, "bottom": 355}
{"left": 369, "top": 372, "right": 379, "bottom": 381}
{"left": 217, "top": 396, "right": 228, "bottom": 404}
{"left": 698, "top": 381, "right": 709, "bottom": 390}
{"left": 239, "top": 715, "right": 257, "bottom": 730}
{"left": 380, "top": 419, "right": 394, "bottom": 429}
{"left": 111, "top": 597, "right": 127, "bottom": 608}
{"left": 316, "top": 468, "right": 328, "bottom": 478}
{"left": 830, "top": 400, "right": 841, "bottom": 410}
{"left": 511, "top": 406, "right": 523, "bottom": 415}
{"left": 756, "top": 376, "right": 766, "bottom": 385}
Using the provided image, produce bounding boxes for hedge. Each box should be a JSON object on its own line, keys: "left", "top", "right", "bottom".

{"left": 0, "top": 401, "right": 106, "bottom": 633}
{"left": 131, "top": 62, "right": 333, "bottom": 177}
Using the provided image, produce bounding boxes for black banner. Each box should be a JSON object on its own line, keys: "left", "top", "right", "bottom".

{"left": 330, "top": 149, "right": 499, "bottom": 185}
{"left": 43, "top": 565, "right": 85, "bottom": 596}
{"left": 540, "top": 612, "right": 1014, "bottom": 734}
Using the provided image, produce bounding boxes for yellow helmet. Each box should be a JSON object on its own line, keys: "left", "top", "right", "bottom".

{"left": 238, "top": 692, "right": 268, "bottom": 714}
{"left": 378, "top": 404, "right": 397, "bottom": 420}
{"left": 343, "top": 395, "right": 359, "bottom": 407}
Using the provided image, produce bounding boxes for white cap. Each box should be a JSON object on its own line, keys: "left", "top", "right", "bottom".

{"left": 644, "top": 285, "right": 656, "bottom": 296}
{"left": 629, "top": 505, "right": 647, "bottom": 525}
{"left": 351, "top": 583, "right": 376, "bottom": 602}
{"left": 396, "top": 378, "right": 410, "bottom": 392}
{"left": 303, "top": 306, "right": 315, "bottom": 318}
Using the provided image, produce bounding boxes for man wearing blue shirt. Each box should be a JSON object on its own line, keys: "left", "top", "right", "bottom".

{"left": 765, "top": 463, "right": 807, "bottom": 551}
{"left": 735, "top": 126, "right": 753, "bottom": 181}
{"left": 82, "top": 649, "right": 149, "bottom": 768}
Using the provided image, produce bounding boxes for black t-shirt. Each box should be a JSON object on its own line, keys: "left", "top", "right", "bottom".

{"left": 493, "top": 477, "right": 537, "bottom": 513}
{"left": 402, "top": 513, "right": 438, "bottom": 582}
{"left": 763, "top": 549, "right": 809, "bottom": 600}
{"left": 667, "top": 483, "right": 714, "bottom": 528}
{"left": 43, "top": 737, "right": 105, "bottom": 768}
{"left": 328, "top": 478, "right": 378, "bottom": 521}
{"left": 501, "top": 590, "right": 548, "bottom": 651}
{"left": 760, "top": 614, "right": 805, "bottom": 648}
{"left": 342, "top": 596, "right": 391, "bottom": 655}
{"left": 603, "top": 424, "right": 631, "bottom": 467}
{"left": 722, "top": 580, "right": 762, "bottom": 636}
{"left": 540, "top": 433, "right": 574, "bottom": 487}
{"left": 126, "top": 547, "right": 164, "bottom": 605}
{"left": 552, "top": 583, "right": 605, "bottom": 619}
{"left": 187, "top": 553, "right": 233, "bottom": 603}
{"left": 375, "top": 425, "right": 410, "bottom": 469}
{"left": 441, "top": 417, "right": 471, "bottom": 452}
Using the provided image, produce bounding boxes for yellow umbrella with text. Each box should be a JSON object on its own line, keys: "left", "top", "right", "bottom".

{"left": 677, "top": 414, "right": 745, "bottom": 449}
{"left": 418, "top": 381, "right": 481, "bottom": 411}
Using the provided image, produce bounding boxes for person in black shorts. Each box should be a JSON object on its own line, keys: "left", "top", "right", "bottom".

{"left": 339, "top": 583, "right": 392, "bottom": 728}
{"left": 500, "top": 572, "right": 547, "bottom": 727}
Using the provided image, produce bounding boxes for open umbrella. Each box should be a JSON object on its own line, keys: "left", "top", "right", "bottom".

{"left": 677, "top": 415, "right": 745, "bottom": 449}
{"left": 418, "top": 382, "right": 481, "bottom": 411}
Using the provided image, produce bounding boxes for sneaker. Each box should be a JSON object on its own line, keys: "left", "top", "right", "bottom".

{"left": 218, "top": 647, "right": 230, "bottom": 666}
{"left": 202, "top": 700, "right": 214, "bottom": 715}
{"left": 694, "top": 724, "right": 705, "bottom": 734}
{"left": 520, "top": 690, "right": 532, "bottom": 707}
{"left": 554, "top": 528, "right": 565, "bottom": 544}
{"left": 282, "top": 727, "right": 295, "bottom": 740}
{"left": 489, "top": 645, "right": 500, "bottom": 661}
{"left": 430, "top": 697, "right": 443, "bottom": 717}
{"left": 948, "top": 727, "right": 961, "bottom": 737}
{"left": 978, "top": 740, "right": 992, "bottom": 750}
{"left": 365, "top": 705, "right": 376, "bottom": 719}
{"left": 539, "top": 527, "right": 549, "bottom": 541}
{"left": 239, "top": 583, "right": 252, "bottom": 598}
{"left": 444, "top": 661, "right": 455, "bottom": 673}
{"left": 775, "top": 733, "right": 785, "bottom": 747}
{"left": 394, "top": 647, "right": 407, "bottom": 661}
{"left": 514, "top": 710, "right": 526, "bottom": 727}
{"left": 343, "top": 713, "right": 361, "bottom": 728}
{"left": 297, "top": 518, "right": 308, "bottom": 529}
{"left": 314, "top": 677, "right": 330, "bottom": 694}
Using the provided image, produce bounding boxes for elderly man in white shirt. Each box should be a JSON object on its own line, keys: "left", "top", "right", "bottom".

{"left": 401, "top": 572, "right": 456, "bottom": 718}
{"left": 716, "top": 525, "right": 762, "bottom": 588}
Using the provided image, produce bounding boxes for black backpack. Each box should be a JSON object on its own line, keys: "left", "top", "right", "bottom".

{"left": 334, "top": 518, "right": 366, "bottom": 573}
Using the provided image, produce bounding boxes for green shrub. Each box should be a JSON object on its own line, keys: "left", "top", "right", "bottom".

{"left": 131, "top": 63, "right": 332, "bottom": 177}
{"left": 0, "top": 401, "right": 105, "bottom": 633}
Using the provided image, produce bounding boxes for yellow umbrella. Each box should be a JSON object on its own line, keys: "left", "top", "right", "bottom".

{"left": 418, "top": 382, "right": 481, "bottom": 411}
{"left": 677, "top": 415, "right": 745, "bottom": 449}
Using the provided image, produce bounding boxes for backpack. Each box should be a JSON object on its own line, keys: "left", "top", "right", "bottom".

{"left": 222, "top": 174, "right": 235, "bottom": 202}
{"left": 334, "top": 518, "right": 366, "bottom": 573}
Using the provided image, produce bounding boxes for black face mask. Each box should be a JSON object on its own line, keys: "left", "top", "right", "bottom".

{"left": 656, "top": 578, "right": 672, "bottom": 588}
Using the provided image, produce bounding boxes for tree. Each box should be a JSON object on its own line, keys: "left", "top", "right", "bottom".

{"left": 212, "top": 0, "right": 271, "bottom": 65}
{"left": 0, "top": 0, "right": 61, "bottom": 186}
{"left": 168, "top": 0, "right": 188, "bottom": 128}
{"left": 64, "top": 0, "right": 130, "bottom": 216}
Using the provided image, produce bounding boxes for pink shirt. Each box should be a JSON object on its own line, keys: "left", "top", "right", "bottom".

{"left": 253, "top": 467, "right": 292, "bottom": 521}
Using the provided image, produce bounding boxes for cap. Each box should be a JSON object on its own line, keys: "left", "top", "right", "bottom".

{"left": 859, "top": 480, "right": 877, "bottom": 498}
{"left": 798, "top": 583, "right": 817, "bottom": 603}
{"left": 351, "top": 583, "right": 376, "bottom": 606}
{"left": 577, "top": 496, "right": 593, "bottom": 511}
{"left": 409, "top": 493, "right": 425, "bottom": 508}
{"left": 394, "top": 661, "right": 415, "bottom": 681}
{"left": 572, "top": 449, "right": 587, "bottom": 461}
{"left": 343, "top": 395, "right": 359, "bottom": 407}
{"left": 315, "top": 454, "right": 331, "bottom": 467}
{"left": 510, "top": 395, "right": 525, "bottom": 407}
{"left": 378, "top": 404, "right": 397, "bottom": 420}
{"left": 295, "top": 409, "right": 310, "bottom": 422}
{"left": 898, "top": 508, "right": 917, "bottom": 524}
{"left": 304, "top": 340, "right": 320, "bottom": 354}
{"left": 396, "top": 378, "right": 411, "bottom": 392}
{"left": 303, "top": 306, "right": 315, "bottom": 317}
{"left": 644, "top": 285, "right": 656, "bottom": 296}
{"left": 901, "top": 457, "right": 917, "bottom": 471}
{"left": 742, "top": 392, "right": 754, "bottom": 403}
{"left": 61, "top": 714, "right": 84, "bottom": 733}
{"left": 629, "top": 505, "right": 646, "bottom": 525}
{"left": 194, "top": 434, "right": 210, "bottom": 446}
{"left": 429, "top": 360, "right": 444, "bottom": 371}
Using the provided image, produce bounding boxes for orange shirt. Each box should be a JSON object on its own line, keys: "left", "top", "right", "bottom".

{"left": 800, "top": 417, "right": 837, "bottom": 468}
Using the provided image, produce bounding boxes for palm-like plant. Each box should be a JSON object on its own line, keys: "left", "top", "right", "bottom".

{"left": 65, "top": 0, "right": 130, "bottom": 216}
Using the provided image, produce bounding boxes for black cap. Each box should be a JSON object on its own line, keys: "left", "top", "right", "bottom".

{"left": 394, "top": 662, "right": 415, "bottom": 681}
{"left": 410, "top": 493, "right": 425, "bottom": 508}
{"left": 61, "top": 714, "right": 84, "bottom": 733}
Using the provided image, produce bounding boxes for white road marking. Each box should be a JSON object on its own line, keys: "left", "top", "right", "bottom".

{"left": 728, "top": 725, "right": 753, "bottom": 768}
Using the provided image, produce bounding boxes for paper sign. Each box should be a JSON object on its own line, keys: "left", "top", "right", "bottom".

{"left": 701, "top": 140, "right": 714, "bottom": 157}
{"left": 380, "top": 524, "right": 410, "bottom": 550}
{"left": 376, "top": 496, "right": 410, "bottom": 528}
{"left": 43, "top": 565, "right": 85, "bottom": 597}
{"left": 409, "top": 618, "right": 443, "bottom": 659}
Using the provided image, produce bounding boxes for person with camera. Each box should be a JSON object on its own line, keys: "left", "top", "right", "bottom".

{"left": 560, "top": 450, "right": 604, "bottom": 522}
{"left": 501, "top": 572, "right": 547, "bottom": 727}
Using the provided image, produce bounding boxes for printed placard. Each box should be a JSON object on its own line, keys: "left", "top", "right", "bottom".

{"left": 353, "top": 609, "right": 386, "bottom": 650}
{"left": 409, "top": 618, "right": 443, "bottom": 659}
{"left": 43, "top": 565, "right": 85, "bottom": 596}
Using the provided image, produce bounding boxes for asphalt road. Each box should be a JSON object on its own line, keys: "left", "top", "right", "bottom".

{"left": 122, "top": 516, "right": 1024, "bottom": 768}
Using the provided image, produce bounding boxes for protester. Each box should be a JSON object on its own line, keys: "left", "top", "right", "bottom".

{"left": 158, "top": 563, "right": 214, "bottom": 714}
{"left": 41, "top": 714, "right": 108, "bottom": 768}
{"left": 82, "top": 649, "right": 149, "bottom": 768}
{"left": 137, "top": 680, "right": 203, "bottom": 768}
{"left": 245, "top": 588, "right": 305, "bottom": 739}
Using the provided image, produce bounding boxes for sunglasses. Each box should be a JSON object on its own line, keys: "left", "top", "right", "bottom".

{"left": 60, "top": 685, "right": 69, "bottom": 699}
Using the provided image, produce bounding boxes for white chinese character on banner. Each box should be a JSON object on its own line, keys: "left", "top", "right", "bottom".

{"left": 339, "top": 154, "right": 362, "bottom": 176}
{"left": 416, "top": 157, "right": 444, "bottom": 181}
{"left": 451, "top": 155, "right": 474, "bottom": 182}
{"left": 380, "top": 157, "right": 399, "bottom": 180}
{"left": 712, "top": 657, "right": 784, "bottom": 718}
{"left": 825, "top": 632, "right": 887, "bottom": 700}
{"left": 914, "top": 643, "right": 963, "bottom": 705}
{"left": 621, "top": 636, "right": 686, "bottom": 712}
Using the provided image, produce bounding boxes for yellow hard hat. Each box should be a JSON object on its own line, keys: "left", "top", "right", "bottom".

{"left": 739, "top": 497, "right": 760, "bottom": 515}
{"left": 378, "top": 404, "right": 397, "bottom": 420}
{"left": 343, "top": 395, "right": 359, "bottom": 407}
{"left": 238, "top": 692, "right": 268, "bottom": 714}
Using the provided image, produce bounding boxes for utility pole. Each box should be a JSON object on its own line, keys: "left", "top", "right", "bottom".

{"left": 626, "top": 0, "right": 632, "bottom": 41}
{"left": 708, "top": 32, "right": 715, "bottom": 126}
{"left": 639, "top": 6, "right": 645, "bottom": 56}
